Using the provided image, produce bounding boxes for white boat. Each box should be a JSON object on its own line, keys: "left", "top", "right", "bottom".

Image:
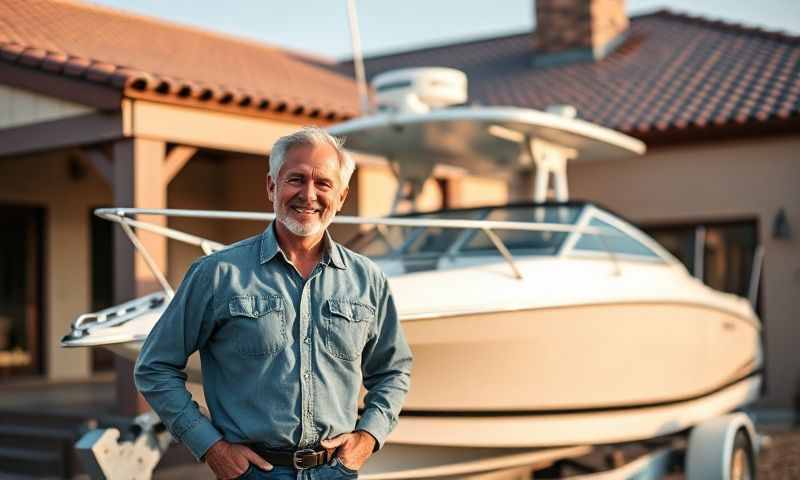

{"left": 326, "top": 97, "right": 763, "bottom": 450}
{"left": 62, "top": 201, "right": 763, "bottom": 449}
{"left": 61, "top": 83, "right": 764, "bottom": 476}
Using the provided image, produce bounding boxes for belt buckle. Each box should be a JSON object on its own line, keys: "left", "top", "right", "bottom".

{"left": 292, "top": 448, "right": 316, "bottom": 470}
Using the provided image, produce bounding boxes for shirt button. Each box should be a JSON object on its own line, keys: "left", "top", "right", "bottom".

{"left": 304, "top": 337, "right": 311, "bottom": 344}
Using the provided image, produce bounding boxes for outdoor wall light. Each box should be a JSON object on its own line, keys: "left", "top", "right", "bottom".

{"left": 772, "top": 207, "right": 791, "bottom": 240}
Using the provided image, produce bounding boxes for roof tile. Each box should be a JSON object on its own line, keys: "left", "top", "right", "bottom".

{"left": 0, "top": 0, "right": 358, "bottom": 120}
{"left": 337, "top": 10, "right": 800, "bottom": 139}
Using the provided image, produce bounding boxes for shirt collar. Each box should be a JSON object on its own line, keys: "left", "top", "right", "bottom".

{"left": 322, "top": 229, "right": 347, "bottom": 270}
{"left": 259, "top": 222, "right": 347, "bottom": 270}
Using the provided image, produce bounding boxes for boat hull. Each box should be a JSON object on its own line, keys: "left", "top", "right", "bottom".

{"left": 401, "top": 301, "right": 760, "bottom": 412}
{"left": 81, "top": 296, "right": 762, "bottom": 448}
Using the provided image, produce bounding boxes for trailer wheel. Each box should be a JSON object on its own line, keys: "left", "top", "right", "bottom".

{"left": 686, "top": 413, "right": 758, "bottom": 480}
{"left": 730, "top": 428, "right": 755, "bottom": 480}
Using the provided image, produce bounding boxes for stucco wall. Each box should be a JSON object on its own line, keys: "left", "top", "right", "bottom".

{"left": 565, "top": 134, "right": 800, "bottom": 410}
{"left": 450, "top": 175, "right": 509, "bottom": 208}
{"left": 165, "top": 155, "right": 228, "bottom": 287}
{"left": 0, "top": 150, "right": 111, "bottom": 379}
{"left": 220, "top": 155, "right": 273, "bottom": 244}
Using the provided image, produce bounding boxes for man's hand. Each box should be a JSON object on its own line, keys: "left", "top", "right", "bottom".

{"left": 204, "top": 439, "right": 272, "bottom": 479}
{"left": 320, "top": 431, "right": 376, "bottom": 471}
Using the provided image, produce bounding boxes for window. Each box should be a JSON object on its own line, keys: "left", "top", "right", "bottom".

{"left": 349, "top": 225, "right": 409, "bottom": 258}
{"left": 90, "top": 208, "right": 115, "bottom": 372}
{"left": 347, "top": 208, "right": 486, "bottom": 258}
{"left": 645, "top": 220, "right": 759, "bottom": 299}
{"left": 573, "top": 217, "right": 660, "bottom": 259}
{"left": 704, "top": 224, "right": 758, "bottom": 297}
{"left": 648, "top": 225, "right": 696, "bottom": 273}
{"left": 461, "top": 205, "right": 582, "bottom": 255}
{"left": 405, "top": 225, "right": 466, "bottom": 255}
{"left": 347, "top": 204, "right": 586, "bottom": 265}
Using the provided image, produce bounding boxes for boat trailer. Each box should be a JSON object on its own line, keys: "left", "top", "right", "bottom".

{"left": 75, "top": 412, "right": 763, "bottom": 479}
{"left": 75, "top": 411, "right": 171, "bottom": 480}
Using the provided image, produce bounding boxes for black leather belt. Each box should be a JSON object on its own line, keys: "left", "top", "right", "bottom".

{"left": 245, "top": 443, "right": 331, "bottom": 470}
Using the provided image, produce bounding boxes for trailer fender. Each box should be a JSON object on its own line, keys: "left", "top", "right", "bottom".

{"left": 685, "top": 412, "right": 757, "bottom": 480}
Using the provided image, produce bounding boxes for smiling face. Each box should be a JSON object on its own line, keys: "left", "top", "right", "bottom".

{"left": 267, "top": 143, "right": 349, "bottom": 239}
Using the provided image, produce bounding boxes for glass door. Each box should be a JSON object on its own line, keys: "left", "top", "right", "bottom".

{"left": 0, "top": 205, "right": 44, "bottom": 378}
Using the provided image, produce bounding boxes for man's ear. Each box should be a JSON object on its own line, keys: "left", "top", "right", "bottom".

{"left": 266, "top": 175, "right": 276, "bottom": 202}
{"left": 337, "top": 186, "right": 350, "bottom": 212}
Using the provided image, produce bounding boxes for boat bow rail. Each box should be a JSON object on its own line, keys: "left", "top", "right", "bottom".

{"left": 92, "top": 207, "right": 622, "bottom": 293}
{"left": 63, "top": 292, "right": 166, "bottom": 345}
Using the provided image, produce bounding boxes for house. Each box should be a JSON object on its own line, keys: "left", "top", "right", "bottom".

{"left": 0, "top": 0, "right": 797, "bottom": 475}
{"left": 335, "top": 0, "right": 800, "bottom": 418}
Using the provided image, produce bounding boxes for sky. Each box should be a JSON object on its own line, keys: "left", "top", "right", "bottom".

{"left": 87, "top": 0, "right": 800, "bottom": 60}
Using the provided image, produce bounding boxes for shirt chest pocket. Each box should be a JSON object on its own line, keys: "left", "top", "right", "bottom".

{"left": 323, "top": 299, "right": 374, "bottom": 362}
{"left": 228, "top": 295, "right": 287, "bottom": 357}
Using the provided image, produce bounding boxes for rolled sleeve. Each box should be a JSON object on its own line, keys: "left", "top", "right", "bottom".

{"left": 134, "top": 258, "right": 221, "bottom": 461}
{"left": 358, "top": 273, "right": 413, "bottom": 451}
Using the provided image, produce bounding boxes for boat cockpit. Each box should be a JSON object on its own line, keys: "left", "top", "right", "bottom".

{"left": 346, "top": 202, "right": 679, "bottom": 275}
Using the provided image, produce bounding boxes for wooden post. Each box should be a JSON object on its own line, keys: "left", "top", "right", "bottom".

{"left": 111, "top": 139, "right": 199, "bottom": 416}
{"left": 112, "top": 138, "right": 167, "bottom": 416}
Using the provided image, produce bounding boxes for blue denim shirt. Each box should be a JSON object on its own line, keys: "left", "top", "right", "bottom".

{"left": 133, "top": 224, "right": 412, "bottom": 461}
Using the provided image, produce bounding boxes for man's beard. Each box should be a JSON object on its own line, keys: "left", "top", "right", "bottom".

{"left": 275, "top": 201, "right": 330, "bottom": 237}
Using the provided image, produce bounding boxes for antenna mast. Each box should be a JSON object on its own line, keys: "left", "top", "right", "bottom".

{"left": 346, "top": 0, "right": 370, "bottom": 114}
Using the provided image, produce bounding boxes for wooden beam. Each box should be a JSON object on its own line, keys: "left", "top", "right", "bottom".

{"left": 0, "top": 112, "right": 123, "bottom": 158}
{"left": 75, "top": 148, "right": 113, "bottom": 186}
{"left": 0, "top": 63, "right": 122, "bottom": 110}
{"left": 163, "top": 145, "right": 198, "bottom": 185}
{"left": 125, "top": 88, "right": 340, "bottom": 126}
{"left": 130, "top": 99, "right": 300, "bottom": 155}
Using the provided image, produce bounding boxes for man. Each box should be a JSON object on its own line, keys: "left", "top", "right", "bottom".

{"left": 134, "top": 127, "right": 412, "bottom": 479}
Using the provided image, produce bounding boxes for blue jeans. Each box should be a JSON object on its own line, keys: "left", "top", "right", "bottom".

{"left": 239, "top": 457, "right": 358, "bottom": 479}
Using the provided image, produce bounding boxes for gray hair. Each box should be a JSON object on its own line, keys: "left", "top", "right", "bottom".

{"left": 269, "top": 126, "right": 355, "bottom": 187}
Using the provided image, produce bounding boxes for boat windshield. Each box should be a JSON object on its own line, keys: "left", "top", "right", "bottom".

{"left": 346, "top": 204, "right": 584, "bottom": 260}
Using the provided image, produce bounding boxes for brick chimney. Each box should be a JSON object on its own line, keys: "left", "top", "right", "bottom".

{"left": 534, "top": 0, "right": 629, "bottom": 66}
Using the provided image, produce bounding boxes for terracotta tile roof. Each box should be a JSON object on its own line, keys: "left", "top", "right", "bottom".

{"left": 0, "top": 0, "right": 359, "bottom": 120}
{"left": 338, "top": 10, "right": 800, "bottom": 142}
